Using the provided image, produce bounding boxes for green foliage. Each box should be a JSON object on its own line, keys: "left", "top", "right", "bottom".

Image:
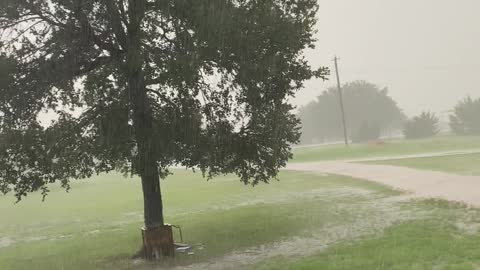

{"left": 298, "top": 81, "right": 405, "bottom": 144}
{"left": 403, "top": 112, "right": 439, "bottom": 139}
{"left": 450, "top": 96, "right": 480, "bottom": 135}
{"left": 0, "top": 1, "right": 328, "bottom": 200}
{"left": 351, "top": 121, "right": 381, "bottom": 143}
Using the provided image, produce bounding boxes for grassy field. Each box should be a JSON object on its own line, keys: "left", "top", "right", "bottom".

{"left": 366, "top": 153, "right": 480, "bottom": 176}
{"left": 3, "top": 136, "right": 480, "bottom": 269}
{"left": 3, "top": 169, "right": 480, "bottom": 269}
{"left": 258, "top": 218, "right": 480, "bottom": 269}
{"left": 292, "top": 136, "right": 480, "bottom": 162}
{"left": 0, "top": 170, "right": 398, "bottom": 270}
{"left": 257, "top": 199, "right": 480, "bottom": 270}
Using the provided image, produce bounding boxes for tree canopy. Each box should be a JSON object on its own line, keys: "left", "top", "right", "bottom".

{"left": 0, "top": 1, "right": 327, "bottom": 247}
{"left": 298, "top": 81, "right": 405, "bottom": 144}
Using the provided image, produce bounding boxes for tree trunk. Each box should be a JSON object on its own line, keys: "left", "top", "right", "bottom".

{"left": 140, "top": 158, "right": 164, "bottom": 228}
{"left": 125, "top": 0, "right": 173, "bottom": 259}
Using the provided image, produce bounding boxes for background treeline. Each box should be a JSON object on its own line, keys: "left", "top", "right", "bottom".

{"left": 298, "top": 81, "right": 480, "bottom": 145}
{"left": 298, "top": 81, "right": 405, "bottom": 144}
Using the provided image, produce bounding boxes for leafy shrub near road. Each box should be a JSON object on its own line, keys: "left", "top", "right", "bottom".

{"left": 403, "top": 112, "right": 439, "bottom": 139}
{"left": 450, "top": 97, "right": 480, "bottom": 135}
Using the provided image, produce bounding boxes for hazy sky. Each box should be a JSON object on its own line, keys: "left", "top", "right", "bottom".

{"left": 295, "top": 0, "right": 480, "bottom": 118}
{"left": 38, "top": 1, "right": 480, "bottom": 125}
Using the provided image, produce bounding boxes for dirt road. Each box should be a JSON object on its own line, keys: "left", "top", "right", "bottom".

{"left": 287, "top": 161, "right": 480, "bottom": 207}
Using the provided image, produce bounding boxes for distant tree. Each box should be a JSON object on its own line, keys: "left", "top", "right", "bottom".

{"left": 298, "top": 81, "right": 405, "bottom": 144}
{"left": 449, "top": 97, "right": 480, "bottom": 135}
{"left": 403, "top": 112, "right": 439, "bottom": 139}
{"left": 351, "top": 121, "right": 381, "bottom": 143}
{"left": 0, "top": 0, "right": 327, "bottom": 258}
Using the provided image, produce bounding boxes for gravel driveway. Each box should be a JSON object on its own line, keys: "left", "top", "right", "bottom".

{"left": 287, "top": 161, "right": 480, "bottom": 207}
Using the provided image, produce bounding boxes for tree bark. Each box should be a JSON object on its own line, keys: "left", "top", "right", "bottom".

{"left": 127, "top": 57, "right": 165, "bottom": 228}
{"left": 126, "top": 0, "right": 164, "bottom": 230}
{"left": 124, "top": 0, "right": 172, "bottom": 258}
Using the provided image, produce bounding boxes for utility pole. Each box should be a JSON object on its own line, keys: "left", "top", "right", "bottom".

{"left": 334, "top": 56, "right": 349, "bottom": 146}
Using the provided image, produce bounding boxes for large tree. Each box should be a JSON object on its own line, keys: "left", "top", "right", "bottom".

{"left": 299, "top": 81, "right": 405, "bottom": 144}
{"left": 0, "top": 0, "right": 326, "bottom": 257}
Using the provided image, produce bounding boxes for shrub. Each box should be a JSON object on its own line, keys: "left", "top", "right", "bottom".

{"left": 403, "top": 112, "right": 439, "bottom": 139}
{"left": 449, "top": 97, "right": 480, "bottom": 135}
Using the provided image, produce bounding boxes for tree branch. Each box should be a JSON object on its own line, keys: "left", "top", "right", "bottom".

{"left": 26, "top": 1, "right": 123, "bottom": 56}
{"left": 74, "top": 56, "right": 115, "bottom": 77}
{"left": 117, "top": 1, "right": 129, "bottom": 26}
{"left": 145, "top": 74, "right": 169, "bottom": 86}
{"left": 1, "top": 2, "right": 123, "bottom": 57}
{"left": 74, "top": 10, "right": 123, "bottom": 55}
{"left": 2, "top": 20, "right": 43, "bottom": 47}
{"left": 105, "top": 0, "right": 128, "bottom": 49}
{"left": 146, "top": 88, "right": 175, "bottom": 106}
{"left": 31, "top": 55, "right": 115, "bottom": 84}
{"left": 145, "top": 1, "right": 170, "bottom": 11}
{"left": 0, "top": 16, "right": 42, "bottom": 29}
{"left": 22, "top": 2, "right": 68, "bottom": 29}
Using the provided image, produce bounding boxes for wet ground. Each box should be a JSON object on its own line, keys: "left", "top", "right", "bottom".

{"left": 288, "top": 160, "right": 480, "bottom": 207}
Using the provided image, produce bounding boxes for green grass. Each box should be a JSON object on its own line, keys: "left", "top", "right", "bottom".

{"left": 292, "top": 136, "right": 480, "bottom": 163}
{"left": 0, "top": 170, "right": 395, "bottom": 270}
{"left": 365, "top": 153, "right": 480, "bottom": 176}
{"left": 3, "top": 163, "right": 480, "bottom": 269}
{"left": 257, "top": 222, "right": 480, "bottom": 270}
{"left": 256, "top": 200, "right": 480, "bottom": 270}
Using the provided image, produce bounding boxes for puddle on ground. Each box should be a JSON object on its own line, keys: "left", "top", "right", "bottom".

{"left": 0, "top": 237, "right": 15, "bottom": 248}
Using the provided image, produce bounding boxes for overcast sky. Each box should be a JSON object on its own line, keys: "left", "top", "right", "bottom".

{"left": 295, "top": 0, "right": 480, "bottom": 118}
{"left": 39, "top": 1, "right": 480, "bottom": 125}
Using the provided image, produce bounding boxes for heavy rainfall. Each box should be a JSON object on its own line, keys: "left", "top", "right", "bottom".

{"left": 1, "top": 1, "right": 480, "bottom": 269}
